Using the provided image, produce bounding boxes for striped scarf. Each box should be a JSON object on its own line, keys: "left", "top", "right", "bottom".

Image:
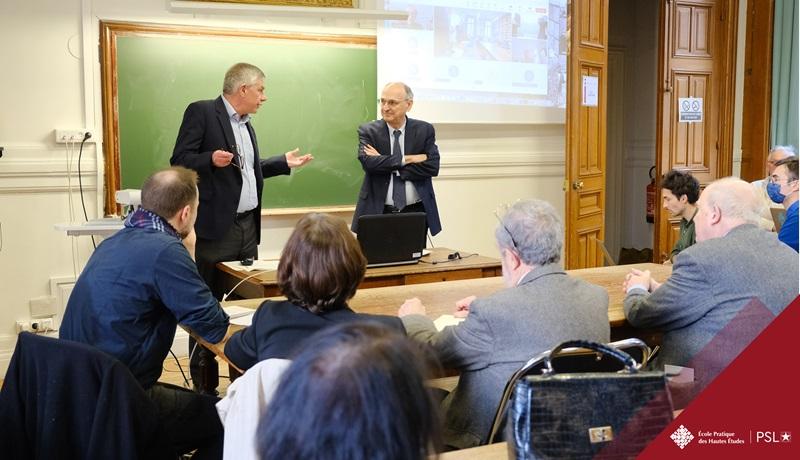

{"left": 124, "top": 207, "right": 180, "bottom": 239}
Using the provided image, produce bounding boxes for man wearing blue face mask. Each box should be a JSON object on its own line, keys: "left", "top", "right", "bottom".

{"left": 768, "top": 157, "right": 799, "bottom": 251}
{"left": 751, "top": 146, "right": 795, "bottom": 230}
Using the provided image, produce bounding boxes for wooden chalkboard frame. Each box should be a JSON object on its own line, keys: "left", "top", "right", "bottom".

{"left": 99, "top": 20, "right": 373, "bottom": 215}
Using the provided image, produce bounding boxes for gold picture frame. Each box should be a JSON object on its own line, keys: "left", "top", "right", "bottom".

{"left": 195, "top": 0, "right": 354, "bottom": 7}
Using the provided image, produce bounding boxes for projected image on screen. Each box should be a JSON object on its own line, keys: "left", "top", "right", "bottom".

{"left": 380, "top": 0, "right": 567, "bottom": 123}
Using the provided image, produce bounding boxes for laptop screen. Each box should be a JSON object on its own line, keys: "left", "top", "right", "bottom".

{"left": 356, "top": 212, "right": 427, "bottom": 267}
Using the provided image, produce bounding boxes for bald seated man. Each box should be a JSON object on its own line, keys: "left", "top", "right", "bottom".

{"left": 623, "top": 177, "right": 798, "bottom": 371}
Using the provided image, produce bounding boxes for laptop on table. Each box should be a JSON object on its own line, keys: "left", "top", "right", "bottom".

{"left": 356, "top": 212, "right": 427, "bottom": 268}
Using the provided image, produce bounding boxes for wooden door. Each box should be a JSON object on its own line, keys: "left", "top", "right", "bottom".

{"left": 740, "top": 0, "right": 774, "bottom": 183}
{"left": 654, "top": 0, "right": 737, "bottom": 262}
{"left": 565, "top": 0, "right": 609, "bottom": 269}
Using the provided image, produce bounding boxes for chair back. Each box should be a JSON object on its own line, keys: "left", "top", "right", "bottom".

{"left": 217, "top": 359, "right": 292, "bottom": 460}
{"left": 486, "top": 338, "right": 652, "bottom": 444}
{"left": 595, "top": 238, "right": 617, "bottom": 266}
{"left": 0, "top": 332, "right": 168, "bottom": 459}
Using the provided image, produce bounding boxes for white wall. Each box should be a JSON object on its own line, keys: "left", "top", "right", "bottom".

{"left": 0, "top": 0, "right": 566, "bottom": 376}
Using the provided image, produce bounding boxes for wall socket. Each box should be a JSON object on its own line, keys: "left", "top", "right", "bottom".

{"left": 54, "top": 129, "right": 93, "bottom": 143}
{"left": 15, "top": 318, "right": 55, "bottom": 334}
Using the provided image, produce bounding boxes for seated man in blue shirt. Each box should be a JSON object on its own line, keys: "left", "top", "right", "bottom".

{"left": 61, "top": 166, "right": 231, "bottom": 459}
{"left": 769, "top": 157, "right": 798, "bottom": 251}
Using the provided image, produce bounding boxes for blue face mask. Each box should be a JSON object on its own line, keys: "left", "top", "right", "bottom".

{"left": 767, "top": 181, "right": 786, "bottom": 204}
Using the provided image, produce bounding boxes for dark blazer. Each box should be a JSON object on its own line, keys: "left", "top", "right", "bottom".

{"left": 0, "top": 333, "right": 168, "bottom": 459}
{"left": 352, "top": 117, "right": 442, "bottom": 235}
{"left": 171, "top": 96, "right": 290, "bottom": 242}
{"left": 224, "top": 299, "right": 406, "bottom": 371}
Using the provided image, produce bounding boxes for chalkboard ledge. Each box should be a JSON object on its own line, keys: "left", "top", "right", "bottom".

{"left": 262, "top": 205, "right": 355, "bottom": 216}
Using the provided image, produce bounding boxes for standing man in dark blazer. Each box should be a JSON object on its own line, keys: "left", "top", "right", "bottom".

{"left": 351, "top": 82, "right": 442, "bottom": 236}
{"left": 171, "top": 62, "right": 312, "bottom": 393}
{"left": 172, "top": 62, "right": 313, "bottom": 297}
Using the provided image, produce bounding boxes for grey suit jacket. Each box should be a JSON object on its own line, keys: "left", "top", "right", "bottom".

{"left": 625, "top": 224, "right": 799, "bottom": 369}
{"left": 401, "top": 263, "right": 609, "bottom": 449}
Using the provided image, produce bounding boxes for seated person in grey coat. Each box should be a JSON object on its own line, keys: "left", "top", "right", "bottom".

{"left": 623, "top": 177, "right": 799, "bottom": 372}
{"left": 398, "top": 199, "right": 610, "bottom": 450}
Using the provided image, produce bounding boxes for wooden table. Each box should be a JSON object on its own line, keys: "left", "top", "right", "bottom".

{"left": 208, "top": 263, "right": 672, "bottom": 373}
{"left": 216, "top": 247, "right": 502, "bottom": 299}
{"left": 437, "top": 442, "right": 507, "bottom": 459}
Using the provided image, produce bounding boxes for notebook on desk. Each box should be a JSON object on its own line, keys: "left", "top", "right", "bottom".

{"left": 357, "top": 212, "right": 427, "bottom": 268}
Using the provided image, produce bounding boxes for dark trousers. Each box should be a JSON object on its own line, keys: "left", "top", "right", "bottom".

{"left": 190, "top": 211, "right": 259, "bottom": 394}
{"left": 146, "top": 383, "right": 223, "bottom": 460}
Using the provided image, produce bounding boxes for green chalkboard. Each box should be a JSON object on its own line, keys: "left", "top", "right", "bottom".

{"left": 105, "top": 22, "right": 376, "bottom": 210}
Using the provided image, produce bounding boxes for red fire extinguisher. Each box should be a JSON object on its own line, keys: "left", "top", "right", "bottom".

{"left": 646, "top": 166, "right": 656, "bottom": 223}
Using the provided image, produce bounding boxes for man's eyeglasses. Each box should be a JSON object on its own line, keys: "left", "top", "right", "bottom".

{"left": 378, "top": 98, "right": 409, "bottom": 108}
{"left": 494, "top": 202, "right": 520, "bottom": 251}
{"left": 229, "top": 144, "right": 244, "bottom": 171}
{"left": 770, "top": 175, "right": 796, "bottom": 185}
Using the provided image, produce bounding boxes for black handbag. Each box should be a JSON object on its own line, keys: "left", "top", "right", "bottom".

{"left": 506, "top": 340, "right": 674, "bottom": 459}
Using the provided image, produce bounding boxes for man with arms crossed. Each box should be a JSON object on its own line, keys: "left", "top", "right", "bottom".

{"left": 399, "top": 200, "right": 609, "bottom": 449}
{"left": 61, "top": 167, "right": 231, "bottom": 459}
{"left": 351, "top": 82, "right": 442, "bottom": 237}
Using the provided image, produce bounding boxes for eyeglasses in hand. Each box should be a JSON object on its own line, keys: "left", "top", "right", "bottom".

{"left": 229, "top": 144, "right": 244, "bottom": 171}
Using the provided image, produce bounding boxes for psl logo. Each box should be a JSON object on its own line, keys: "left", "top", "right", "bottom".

{"left": 756, "top": 431, "right": 791, "bottom": 443}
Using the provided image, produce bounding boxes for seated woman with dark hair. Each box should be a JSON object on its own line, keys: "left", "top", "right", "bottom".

{"left": 224, "top": 213, "right": 404, "bottom": 370}
{"left": 257, "top": 322, "right": 442, "bottom": 460}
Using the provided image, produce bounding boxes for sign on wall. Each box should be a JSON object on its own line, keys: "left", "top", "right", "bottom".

{"left": 678, "top": 97, "right": 703, "bottom": 122}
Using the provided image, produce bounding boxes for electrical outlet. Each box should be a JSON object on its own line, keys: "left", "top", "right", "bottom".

{"left": 16, "top": 318, "right": 55, "bottom": 334}
{"left": 31, "top": 318, "right": 55, "bottom": 333}
{"left": 54, "top": 129, "right": 93, "bottom": 143}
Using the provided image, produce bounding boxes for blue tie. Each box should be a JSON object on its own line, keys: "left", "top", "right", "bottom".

{"left": 392, "top": 129, "right": 406, "bottom": 210}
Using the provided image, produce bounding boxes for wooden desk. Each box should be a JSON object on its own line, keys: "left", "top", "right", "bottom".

{"left": 216, "top": 247, "right": 502, "bottom": 299}
{"left": 211, "top": 263, "right": 671, "bottom": 373}
{"left": 437, "top": 442, "right": 507, "bottom": 459}
{"left": 224, "top": 263, "right": 671, "bottom": 327}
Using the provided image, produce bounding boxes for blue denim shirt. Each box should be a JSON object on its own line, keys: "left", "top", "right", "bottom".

{"left": 61, "top": 210, "right": 229, "bottom": 389}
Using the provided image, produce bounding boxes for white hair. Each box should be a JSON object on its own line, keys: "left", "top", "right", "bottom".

{"left": 769, "top": 145, "right": 796, "bottom": 159}
{"left": 703, "top": 177, "right": 761, "bottom": 225}
{"left": 383, "top": 82, "right": 414, "bottom": 101}
{"left": 222, "top": 63, "right": 265, "bottom": 95}
{"left": 495, "top": 199, "right": 562, "bottom": 266}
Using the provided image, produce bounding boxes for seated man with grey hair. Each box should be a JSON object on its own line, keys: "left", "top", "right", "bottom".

{"left": 623, "top": 177, "right": 798, "bottom": 371}
{"left": 751, "top": 145, "right": 796, "bottom": 229}
{"left": 398, "top": 199, "right": 609, "bottom": 449}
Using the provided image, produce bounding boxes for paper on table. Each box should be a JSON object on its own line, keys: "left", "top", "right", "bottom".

{"left": 223, "top": 305, "right": 255, "bottom": 327}
{"left": 221, "top": 259, "right": 280, "bottom": 272}
{"left": 434, "top": 314, "right": 465, "bottom": 331}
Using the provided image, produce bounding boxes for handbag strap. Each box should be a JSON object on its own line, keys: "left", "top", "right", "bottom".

{"left": 542, "top": 340, "right": 638, "bottom": 375}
